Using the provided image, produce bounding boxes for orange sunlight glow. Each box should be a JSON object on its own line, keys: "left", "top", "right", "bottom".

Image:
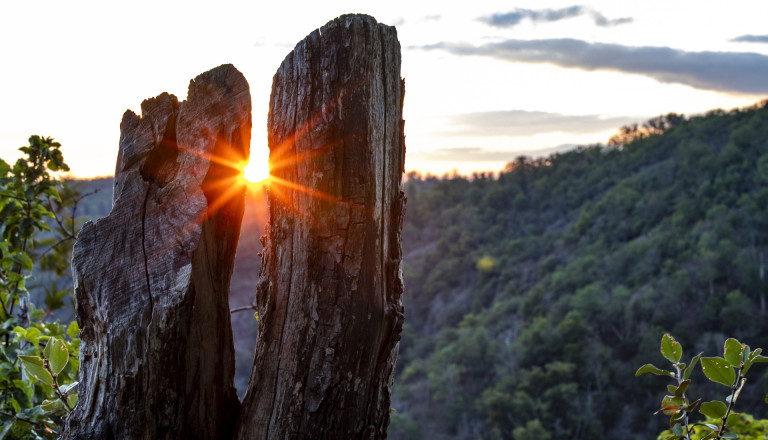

{"left": 141, "top": 135, "right": 252, "bottom": 261}
{"left": 259, "top": 99, "right": 367, "bottom": 224}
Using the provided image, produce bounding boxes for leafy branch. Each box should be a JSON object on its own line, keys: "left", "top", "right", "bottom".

{"left": 0, "top": 136, "right": 80, "bottom": 439}
{"left": 637, "top": 334, "right": 768, "bottom": 440}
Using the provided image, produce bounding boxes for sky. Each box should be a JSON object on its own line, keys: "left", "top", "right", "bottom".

{"left": 1, "top": 0, "right": 767, "bottom": 178}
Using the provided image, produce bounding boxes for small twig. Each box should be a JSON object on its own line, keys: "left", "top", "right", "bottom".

{"left": 47, "top": 196, "right": 76, "bottom": 240}
{"left": 673, "top": 362, "right": 692, "bottom": 440}
{"left": 0, "top": 409, "right": 49, "bottom": 428}
{"left": 230, "top": 303, "right": 258, "bottom": 314}
{"left": 45, "top": 361, "right": 73, "bottom": 412}
{"left": 38, "top": 236, "right": 75, "bottom": 259}
{"left": 47, "top": 186, "right": 99, "bottom": 240}
{"left": 715, "top": 367, "right": 744, "bottom": 440}
{"left": 51, "top": 379, "right": 72, "bottom": 412}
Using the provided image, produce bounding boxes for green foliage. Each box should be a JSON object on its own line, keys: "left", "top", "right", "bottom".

{"left": 0, "top": 136, "right": 80, "bottom": 438}
{"left": 390, "top": 101, "right": 768, "bottom": 439}
{"left": 637, "top": 334, "right": 768, "bottom": 439}
{"left": 658, "top": 414, "right": 768, "bottom": 440}
{"left": 512, "top": 419, "right": 551, "bottom": 440}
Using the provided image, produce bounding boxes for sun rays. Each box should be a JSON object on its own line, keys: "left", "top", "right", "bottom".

{"left": 255, "top": 96, "right": 372, "bottom": 224}
{"left": 172, "top": 90, "right": 365, "bottom": 238}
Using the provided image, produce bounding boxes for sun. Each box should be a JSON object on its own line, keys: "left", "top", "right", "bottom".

{"left": 242, "top": 146, "right": 270, "bottom": 183}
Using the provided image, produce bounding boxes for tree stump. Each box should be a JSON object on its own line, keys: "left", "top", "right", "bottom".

{"left": 62, "top": 64, "right": 251, "bottom": 439}
{"left": 235, "top": 14, "right": 406, "bottom": 439}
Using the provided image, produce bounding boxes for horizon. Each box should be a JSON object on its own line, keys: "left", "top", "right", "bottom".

{"left": 2, "top": 1, "right": 767, "bottom": 178}
{"left": 53, "top": 97, "right": 768, "bottom": 182}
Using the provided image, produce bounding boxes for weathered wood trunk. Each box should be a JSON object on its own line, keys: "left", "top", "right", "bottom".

{"left": 62, "top": 64, "right": 251, "bottom": 439}
{"left": 235, "top": 14, "right": 406, "bottom": 439}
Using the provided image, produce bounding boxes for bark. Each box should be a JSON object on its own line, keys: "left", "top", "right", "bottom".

{"left": 62, "top": 64, "right": 251, "bottom": 439}
{"left": 235, "top": 14, "right": 406, "bottom": 440}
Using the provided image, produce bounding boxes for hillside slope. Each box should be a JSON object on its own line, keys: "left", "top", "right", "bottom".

{"left": 390, "top": 101, "right": 768, "bottom": 439}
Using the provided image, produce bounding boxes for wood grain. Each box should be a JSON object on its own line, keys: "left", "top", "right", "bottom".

{"left": 62, "top": 64, "right": 251, "bottom": 439}
{"left": 235, "top": 14, "right": 406, "bottom": 440}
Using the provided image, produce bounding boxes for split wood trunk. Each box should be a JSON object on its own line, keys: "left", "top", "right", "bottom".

{"left": 62, "top": 64, "right": 251, "bottom": 439}
{"left": 235, "top": 14, "right": 406, "bottom": 439}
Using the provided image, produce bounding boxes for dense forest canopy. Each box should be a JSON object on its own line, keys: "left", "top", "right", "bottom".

{"left": 389, "top": 100, "right": 768, "bottom": 439}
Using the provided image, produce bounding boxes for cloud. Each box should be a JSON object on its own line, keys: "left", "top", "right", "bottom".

{"left": 419, "top": 39, "right": 768, "bottom": 94}
{"left": 731, "top": 35, "right": 768, "bottom": 43}
{"left": 391, "top": 14, "right": 440, "bottom": 27}
{"left": 414, "top": 145, "right": 577, "bottom": 162}
{"left": 442, "top": 110, "right": 635, "bottom": 137}
{"left": 479, "top": 6, "right": 632, "bottom": 28}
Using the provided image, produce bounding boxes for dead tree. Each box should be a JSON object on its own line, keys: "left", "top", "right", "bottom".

{"left": 62, "top": 64, "right": 251, "bottom": 439}
{"left": 235, "top": 14, "right": 406, "bottom": 439}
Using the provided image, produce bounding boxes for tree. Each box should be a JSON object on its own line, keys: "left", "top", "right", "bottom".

{"left": 235, "top": 14, "right": 405, "bottom": 439}
{"left": 62, "top": 65, "right": 249, "bottom": 439}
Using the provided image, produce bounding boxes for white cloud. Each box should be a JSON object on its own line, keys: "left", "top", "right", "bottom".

{"left": 420, "top": 39, "right": 768, "bottom": 94}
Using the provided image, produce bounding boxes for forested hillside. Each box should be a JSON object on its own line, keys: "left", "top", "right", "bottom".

{"left": 389, "top": 101, "right": 768, "bottom": 439}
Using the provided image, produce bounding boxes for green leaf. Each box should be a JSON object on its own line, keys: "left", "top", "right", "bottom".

{"left": 724, "top": 338, "right": 744, "bottom": 367}
{"left": 66, "top": 321, "right": 79, "bottom": 339}
{"left": 684, "top": 353, "right": 703, "bottom": 380}
{"left": 670, "top": 411, "right": 686, "bottom": 427}
{"left": 636, "top": 363, "right": 674, "bottom": 377}
{"left": 701, "top": 357, "right": 736, "bottom": 387}
{"left": 1, "top": 342, "right": 18, "bottom": 364}
{"left": 42, "top": 187, "right": 60, "bottom": 202}
{"left": 726, "top": 413, "right": 742, "bottom": 426}
{"left": 661, "top": 334, "right": 683, "bottom": 363}
{"left": 6, "top": 397, "right": 20, "bottom": 414}
{"left": 48, "top": 338, "right": 69, "bottom": 375}
{"left": 41, "top": 399, "right": 63, "bottom": 412}
{"left": 12, "top": 379, "right": 33, "bottom": 404}
{"left": 23, "top": 327, "right": 40, "bottom": 345}
{"left": 699, "top": 400, "right": 728, "bottom": 419}
{"left": 741, "top": 344, "right": 751, "bottom": 364}
{"left": 743, "top": 348, "right": 764, "bottom": 375}
{"left": 10, "top": 252, "right": 33, "bottom": 272}
{"left": 59, "top": 381, "right": 78, "bottom": 394}
{"left": 685, "top": 398, "right": 701, "bottom": 413}
{"left": 658, "top": 395, "right": 683, "bottom": 416}
{"left": 0, "top": 158, "right": 9, "bottom": 175}
{"left": 672, "top": 379, "right": 690, "bottom": 397}
{"left": 721, "top": 434, "right": 738, "bottom": 439}
{"left": 18, "top": 355, "right": 53, "bottom": 386}
{"left": 671, "top": 423, "right": 683, "bottom": 436}
{"left": 67, "top": 393, "right": 78, "bottom": 409}
{"left": 43, "top": 337, "right": 53, "bottom": 359}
